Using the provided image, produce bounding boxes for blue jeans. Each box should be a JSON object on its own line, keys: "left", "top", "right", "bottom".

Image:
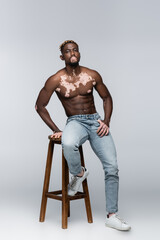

{"left": 61, "top": 113, "right": 119, "bottom": 214}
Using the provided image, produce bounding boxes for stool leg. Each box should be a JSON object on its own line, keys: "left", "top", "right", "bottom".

{"left": 39, "top": 140, "right": 54, "bottom": 222}
{"left": 66, "top": 160, "right": 70, "bottom": 218}
{"left": 62, "top": 152, "right": 69, "bottom": 229}
{"left": 79, "top": 146, "right": 93, "bottom": 223}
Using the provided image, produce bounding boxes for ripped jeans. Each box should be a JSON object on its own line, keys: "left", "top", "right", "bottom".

{"left": 61, "top": 113, "right": 119, "bottom": 214}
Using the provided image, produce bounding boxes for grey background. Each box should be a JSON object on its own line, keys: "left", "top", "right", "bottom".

{"left": 0, "top": 0, "right": 160, "bottom": 239}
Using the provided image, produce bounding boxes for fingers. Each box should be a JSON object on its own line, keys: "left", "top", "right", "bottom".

{"left": 97, "top": 120, "right": 109, "bottom": 137}
{"left": 105, "top": 128, "right": 109, "bottom": 136}
{"left": 51, "top": 131, "right": 62, "bottom": 139}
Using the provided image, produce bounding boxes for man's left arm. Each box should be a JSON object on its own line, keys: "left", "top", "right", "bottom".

{"left": 93, "top": 71, "right": 113, "bottom": 136}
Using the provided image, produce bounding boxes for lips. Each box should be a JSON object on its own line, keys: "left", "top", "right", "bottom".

{"left": 70, "top": 56, "right": 77, "bottom": 62}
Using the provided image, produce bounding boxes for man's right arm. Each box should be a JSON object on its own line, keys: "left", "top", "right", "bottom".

{"left": 35, "top": 75, "right": 61, "bottom": 132}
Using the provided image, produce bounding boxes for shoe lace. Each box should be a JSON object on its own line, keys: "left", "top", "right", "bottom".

{"left": 115, "top": 214, "right": 127, "bottom": 224}
{"left": 69, "top": 176, "right": 79, "bottom": 188}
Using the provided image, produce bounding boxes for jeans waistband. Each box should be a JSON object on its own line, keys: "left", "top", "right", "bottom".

{"left": 67, "top": 112, "right": 101, "bottom": 120}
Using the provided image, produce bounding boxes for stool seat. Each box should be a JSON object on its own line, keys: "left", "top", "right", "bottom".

{"left": 48, "top": 135, "right": 61, "bottom": 143}
{"left": 39, "top": 135, "right": 93, "bottom": 229}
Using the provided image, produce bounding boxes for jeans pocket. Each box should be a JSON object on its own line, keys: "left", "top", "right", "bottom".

{"left": 93, "top": 119, "right": 100, "bottom": 127}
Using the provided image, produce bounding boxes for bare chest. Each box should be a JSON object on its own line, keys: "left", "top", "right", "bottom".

{"left": 55, "top": 72, "right": 96, "bottom": 98}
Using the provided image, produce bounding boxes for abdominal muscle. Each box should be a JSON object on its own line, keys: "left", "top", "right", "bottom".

{"left": 57, "top": 93, "right": 97, "bottom": 116}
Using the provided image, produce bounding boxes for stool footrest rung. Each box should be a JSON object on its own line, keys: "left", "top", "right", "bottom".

{"left": 68, "top": 191, "right": 86, "bottom": 200}
{"left": 46, "top": 191, "right": 62, "bottom": 200}
{"left": 46, "top": 191, "right": 86, "bottom": 201}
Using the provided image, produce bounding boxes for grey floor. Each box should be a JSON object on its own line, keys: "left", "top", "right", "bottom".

{"left": 1, "top": 188, "right": 159, "bottom": 240}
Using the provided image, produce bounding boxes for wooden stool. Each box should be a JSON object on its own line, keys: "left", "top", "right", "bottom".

{"left": 39, "top": 135, "right": 93, "bottom": 229}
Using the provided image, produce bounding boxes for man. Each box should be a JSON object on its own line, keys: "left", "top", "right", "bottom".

{"left": 35, "top": 40, "right": 131, "bottom": 231}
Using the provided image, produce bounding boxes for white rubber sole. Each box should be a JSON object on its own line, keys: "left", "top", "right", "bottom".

{"left": 105, "top": 223, "right": 131, "bottom": 231}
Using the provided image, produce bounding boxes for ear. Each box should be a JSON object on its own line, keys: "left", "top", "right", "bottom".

{"left": 60, "top": 55, "right": 64, "bottom": 61}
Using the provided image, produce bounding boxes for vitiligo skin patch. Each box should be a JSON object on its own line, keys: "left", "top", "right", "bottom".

{"left": 56, "top": 72, "right": 96, "bottom": 97}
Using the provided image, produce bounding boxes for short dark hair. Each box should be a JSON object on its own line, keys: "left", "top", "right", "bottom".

{"left": 59, "top": 40, "right": 78, "bottom": 53}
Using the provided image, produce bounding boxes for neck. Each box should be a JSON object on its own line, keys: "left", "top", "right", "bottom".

{"left": 65, "top": 64, "right": 81, "bottom": 76}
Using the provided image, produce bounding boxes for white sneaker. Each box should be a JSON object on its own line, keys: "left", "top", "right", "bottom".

{"left": 68, "top": 167, "right": 89, "bottom": 196}
{"left": 105, "top": 213, "right": 131, "bottom": 231}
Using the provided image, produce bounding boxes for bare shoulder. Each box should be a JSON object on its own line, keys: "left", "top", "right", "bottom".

{"left": 46, "top": 68, "right": 65, "bottom": 83}
{"left": 44, "top": 68, "right": 65, "bottom": 90}
{"left": 80, "top": 66, "right": 102, "bottom": 82}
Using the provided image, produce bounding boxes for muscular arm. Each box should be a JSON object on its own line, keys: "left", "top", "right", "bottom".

{"left": 35, "top": 75, "right": 61, "bottom": 132}
{"left": 93, "top": 71, "right": 113, "bottom": 127}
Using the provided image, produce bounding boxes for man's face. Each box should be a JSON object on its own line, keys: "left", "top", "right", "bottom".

{"left": 60, "top": 43, "right": 80, "bottom": 66}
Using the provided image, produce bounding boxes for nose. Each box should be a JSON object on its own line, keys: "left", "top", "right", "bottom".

{"left": 71, "top": 50, "right": 75, "bottom": 56}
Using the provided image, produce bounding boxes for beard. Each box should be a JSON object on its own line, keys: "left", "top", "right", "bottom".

{"left": 68, "top": 61, "right": 79, "bottom": 67}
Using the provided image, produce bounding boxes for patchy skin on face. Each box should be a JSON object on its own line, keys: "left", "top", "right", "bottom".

{"left": 56, "top": 72, "right": 96, "bottom": 97}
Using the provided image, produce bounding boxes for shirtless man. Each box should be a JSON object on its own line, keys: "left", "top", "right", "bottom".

{"left": 35, "top": 40, "right": 131, "bottom": 231}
